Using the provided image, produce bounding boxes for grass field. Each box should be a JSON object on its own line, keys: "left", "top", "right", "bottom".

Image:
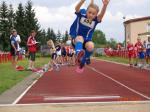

{"left": 0, "top": 57, "right": 50, "bottom": 94}
{"left": 98, "top": 56, "right": 129, "bottom": 64}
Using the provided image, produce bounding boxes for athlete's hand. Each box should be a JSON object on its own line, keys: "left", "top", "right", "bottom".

{"left": 90, "top": 0, "right": 94, "bottom": 4}
{"left": 102, "top": 0, "right": 110, "bottom": 6}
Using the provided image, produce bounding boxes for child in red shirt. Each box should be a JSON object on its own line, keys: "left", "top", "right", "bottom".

{"left": 127, "top": 40, "right": 134, "bottom": 67}
{"left": 27, "top": 30, "right": 38, "bottom": 70}
{"left": 134, "top": 37, "right": 145, "bottom": 68}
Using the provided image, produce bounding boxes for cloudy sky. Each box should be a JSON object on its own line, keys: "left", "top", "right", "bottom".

{"left": 4, "top": 0, "right": 150, "bottom": 42}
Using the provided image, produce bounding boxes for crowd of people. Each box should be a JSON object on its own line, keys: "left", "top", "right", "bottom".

{"left": 9, "top": 28, "right": 76, "bottom": 71}
{"left": 127, "top": 37, "right": 150, "bottom": 69}
{"left": 47, "top": 39, "right": 76, "bottom": 71}
{"left": 10, "top": 29, "right": 38, "bottom": 71}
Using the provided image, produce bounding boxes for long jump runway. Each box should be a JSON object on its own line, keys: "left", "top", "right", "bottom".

{"left": 17, "top": 60, "right": 150, "bottom": 104}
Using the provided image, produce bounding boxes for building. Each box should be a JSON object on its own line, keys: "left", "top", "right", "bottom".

{"left": 124, "top": 16, "right": 150, "bottom": 46}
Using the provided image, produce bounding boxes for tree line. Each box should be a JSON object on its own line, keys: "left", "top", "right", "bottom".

{"left": 0, "top": 0, "right": 68, "bottom": 51}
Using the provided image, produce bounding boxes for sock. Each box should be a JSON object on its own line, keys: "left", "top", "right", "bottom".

{"left": 75, "top": 42, "right": 83, "bottom": 55}
{"left": 81, "top": 50, "right": 93, "bottom": 64}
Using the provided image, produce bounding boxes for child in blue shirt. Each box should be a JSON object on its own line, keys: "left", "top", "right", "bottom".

{"left": 70, "top": 0, "right": 110, "bottom": 73}
{"left": 10, "top": 30, "right": 18, "bottom": 70}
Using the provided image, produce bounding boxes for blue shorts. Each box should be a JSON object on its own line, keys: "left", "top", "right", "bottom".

{"left": 138, "top": 52, "right": 145, "bottom": 59}
{"left": 146, "top": 49, "right": 150, "bottom": 56}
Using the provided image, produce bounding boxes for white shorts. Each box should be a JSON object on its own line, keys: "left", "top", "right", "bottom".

{"left": 57, "top": 50, "right": 61, "bottom": 56}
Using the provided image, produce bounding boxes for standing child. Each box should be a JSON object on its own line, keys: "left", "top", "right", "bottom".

{"left": 47, "top": 39, "right": 60, "bottom": 71}
{"left": 146, "top": 37, "right": 150, "bottom": 68}
{"left": 127, "top": 40, "right": 134, "bottom": 67}
{"left": 70, "top": 0, "right": 110, "bottom": 73}
{"left": 27, "top": 30, "right": 38, "bottom": 70}
{"left": 135, "top": 37, "right": 145, "bottom": 68}
{"left": 10, "top": 30, "right": 18, "bottom": 70}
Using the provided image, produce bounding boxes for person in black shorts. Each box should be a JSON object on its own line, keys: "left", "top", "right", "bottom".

{"left": 10, "top": 30, "right": 18, "bottom": 70}
{"left": 68, "top": 46, "right": 75, "bottom": 65}
{"left": 61, "top": 45, "right": 67, "bottom": 64}
{"left": 47, "top": 40, "right": 61, "bottom": 71}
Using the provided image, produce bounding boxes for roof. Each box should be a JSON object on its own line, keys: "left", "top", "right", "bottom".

{"left": 124, "top": 16, "right": 150, "bottom": 24}
{"left": 138, "top": 32, "right": 150, "bottom": 36}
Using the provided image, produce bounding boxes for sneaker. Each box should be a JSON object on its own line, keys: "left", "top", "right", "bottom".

{"left": 76, "top": 66, "right": 84, "bottom": 74}
{"left": 138, "top": 64, "right": 144, "bottom": 69}
{"left": 75, "top": 50, "right": 85, "bottom": 65}
{"left": 76, "top": 62, "right": 85, "bottom": 74}
{"left": 134, "top": 63, "right": 138, "bottom": 66}
{"left": 53, "top": 64, "right": 60, "bottom": 71}
{"left": 147, "top": 65, "right": 150, "bottom": 69}
{"left": 16, "top": 66, "right": 24, "bottom": 71}
{"left": 27, "top": 67, "right": 32, "bottom": 71}
{"left": 129, "top": 64, "right": 133, "bottom": 67}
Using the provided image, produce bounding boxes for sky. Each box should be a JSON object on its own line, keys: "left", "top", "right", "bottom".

{"left": 3, "top": 0, "right": 150, "bottom": 42}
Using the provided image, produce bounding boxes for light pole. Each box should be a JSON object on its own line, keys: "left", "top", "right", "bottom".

{"left": 123, "top": 16, "right": 126, "bottom": 48}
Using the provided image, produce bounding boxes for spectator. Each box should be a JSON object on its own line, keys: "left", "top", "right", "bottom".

{"left": 10, "top": 29, "right": 18, "bottom": 70}
{"left": 135, "top": 37, "right": 145, "bottom": 68}
{"left": 146, "top": 37, "right": 150, "bottom": 68}
{"left": 127, "top": 40, "right": 134, "bottom": 67}
{"left": 27, "top": 30, "right": 38, "bottom": 70}
{"left": 10, "top": 29, "right": 21, "bottom": 54}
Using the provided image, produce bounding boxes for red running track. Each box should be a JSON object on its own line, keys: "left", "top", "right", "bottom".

{"left": 18, "top": 59, "right": 150, "bottom": 104}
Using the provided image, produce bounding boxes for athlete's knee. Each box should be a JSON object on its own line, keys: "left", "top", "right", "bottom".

{"left": 85, "top": 41, "right": 94, "bottom": 52}
{"left": 75, "top": 36, "right": 84, "bottom": 43}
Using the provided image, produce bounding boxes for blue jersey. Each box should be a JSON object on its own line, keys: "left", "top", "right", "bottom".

{"left": 10, "top": 35, "right": 17, "bottom": 51}
{"left": 146, "top": 42, "right": 150, "bottom": 49}
{"left": 70, "top": 9, "right": 100, "bottom": 41}
{"left": 146, "top": 42, "right": 150, "bottom": 55}
{"left": 69, "top": 9, "right": 86, "bottom": 38}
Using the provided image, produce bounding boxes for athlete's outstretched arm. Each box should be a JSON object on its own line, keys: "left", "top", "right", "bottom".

{"left": 97, "top": 0, "right": 110, "bottom": 22}
{"left": 90, "top": 0, "right": 94, "bottom": 5}
{"left": 75, "top": 0, "right": 86, "bottom": 13}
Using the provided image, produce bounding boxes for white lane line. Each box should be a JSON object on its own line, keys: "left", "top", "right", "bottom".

{"left": 12, "top": 74, "right": 43, "bottom": 105}
{"left": 1, "top": 100, "right": 150, "bottom": 107}
{"left": 44, "top": 96, "right": 121, "bottom": 101}
{"left": 88, "top": 66, "right": 150, "bottom": 100}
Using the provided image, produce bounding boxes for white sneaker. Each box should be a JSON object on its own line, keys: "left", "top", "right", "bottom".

{"left": 27, "top": 67, "right": 32, "bottom": 71}
{"left": 147, "top": 65, "right": 150, "bottom": 69}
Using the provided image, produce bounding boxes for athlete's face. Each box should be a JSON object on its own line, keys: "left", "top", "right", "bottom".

{"left": 137, "top": 38, "right": 141, "bottom": 42}
{"left": 31, "top": 32, "right": 36, "bottom": 37}
{"left": 127, "top": 41, "right": 130, "bottom": 45}
{"left": 13, "top": 31, "right": 17, "bottom": 36}
{"left": 86, "top": 7, "right": 98, "bottom": 20}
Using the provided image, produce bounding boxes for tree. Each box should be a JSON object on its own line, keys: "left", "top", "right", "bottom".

{"left": 40, "top": 29, "right": 47, "bottom": 45}
{"left": 14, "top": 3, "right": 26, "bottom": 46}
{"left": 56, "top": 30, "right": 62, "bottom": 42}
{"left": 0, "top": 1, "right": 10, "bottom": 51}
{"left": 107, "top": 38, "right": 117, "bottom": 49}
{"left": 63, "top": 30, "right": 69, "bottom": 43}
{"left": 50, "top": 29, "right": 56, "bottom": 43}
{"left": 8, "top": 4, "right": 15, "bottom": 29}
{"left": 24, "top": 0, "right": 40, "bottom": 37}
{"left": 92, "top": 30, "right": 107, "bottom": 45}
{"left": 46, "top": 28, "right": 52, "bottom": 41}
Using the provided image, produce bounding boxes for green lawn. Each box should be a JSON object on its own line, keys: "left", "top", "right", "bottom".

{"left": 0, "top": 57, "right": 50, "bottom": 94}
{"left": 98, "top": 56, "right": 129, "bottom": 64}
